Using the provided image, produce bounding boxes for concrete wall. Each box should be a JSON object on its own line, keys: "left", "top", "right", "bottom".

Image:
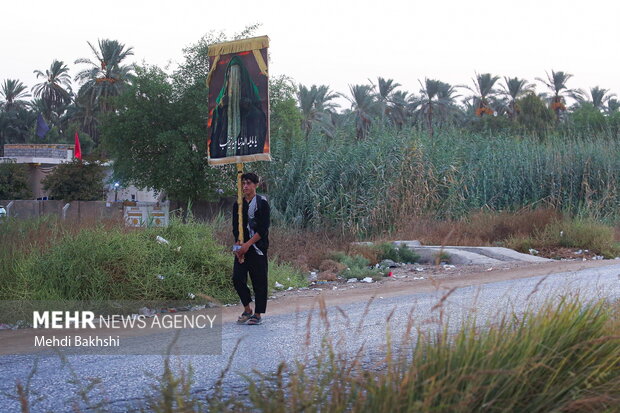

{"left": 1, "top": 197, "right": 238, "bottom": 223}
{"left": 4, "top": 144, "right": 73, "bottom": 159}
{"left": 0, "top": 198, "right": 235, "bottom": 223}
{"left": 0, "top": 200, "right": 124, "bottom": 222}
{"left": 105, "top": 186, "right": 159, "bottom": 203}
{"left": 169, "top": 197, "right": 235, "bottom": 221}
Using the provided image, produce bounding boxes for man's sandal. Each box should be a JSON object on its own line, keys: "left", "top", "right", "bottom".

{"left": 237, "top": 311, "right": 253, "bottom": 324}
{"left": 247, "top": 315, "right": 263, "bottom": 325}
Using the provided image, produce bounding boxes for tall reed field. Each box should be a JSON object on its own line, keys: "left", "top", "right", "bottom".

{"left": 260, "top": 127, "right": 620, "bottom": 235}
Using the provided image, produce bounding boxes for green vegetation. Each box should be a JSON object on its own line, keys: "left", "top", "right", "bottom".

{"left": 269, "top": 260, "right": 307, "bottom": 290}
{"left": 101, "top": 64, "right": 228, "bottom": 207}
{"left": 433, "top": 250, "right": 452, "bottom": 264}
{"left": 41, "top": 159, "right": 106, "bottom": 201}
{"left": 507, "top": 218, "right": 620, "bottom": 258}
{"left": 0, "top": 217, "right": 303, "bottom": 303}
{"left": 0, "top": 163, "right": 32, "bottom": 199}
{"left": 328, "top": 251, "right": 382, "bottom": 280}
{"left": 265, "top": 129, "right": 620, "bottom": 235}
{"left": 2, "top": 32, "right": 620, "bottom": 235}
{"left": 25, "top": 298, "right": 616, "bottom": 412}
{"left": 218, "top": 298, "right": 618, "bottom": 412}
{"left": 375, "top": 242, "right": 419, "bottom": 263}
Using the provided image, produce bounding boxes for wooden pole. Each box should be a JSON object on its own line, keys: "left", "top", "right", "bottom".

{"left": 236, "top": 163, "right": 244, "bottom": 242}
{"left": 236, "top": 163, "right": 244, "bottom": 263}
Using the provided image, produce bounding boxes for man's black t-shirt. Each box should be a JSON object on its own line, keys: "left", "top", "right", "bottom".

{"left": 232, "top": 195, "right": 270, "bottom": 254}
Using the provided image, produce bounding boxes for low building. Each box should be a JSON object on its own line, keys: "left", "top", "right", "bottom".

{"left": 1, "top": 144, "right": 74, "bottom": 199}
{"left": 1, "top": 144, "right": 160, "bottom": 202}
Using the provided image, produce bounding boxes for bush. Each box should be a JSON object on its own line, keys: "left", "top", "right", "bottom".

{"left": 552, "top": 219, "right": 616, "bottom": 255}
{"left": 269, "top": 260, "right": 307, "bottom": 290}
{"left": 341, "top": 266, "right": 383, "bottom": 280}
{"left": 0, "top": 163, "right": 32, "bottom": 199}
{"left": 568, "top": 102, "right": 607, "bottom": 133}
{"left": 375, "top": 242, "right": 419, "bottom": 263}
{"left": 330, "top": 251, "right": 370, "bottom": 270}
{"left": 42, "top": 159, "right": 106, "bottom": 201}
{"left": 10, "top": 219, "right": 233, "bottom": 302}
{"left": 329, "top": 251, "right": 384, "bottom": 279}
{"left": 506, "top": 218, "right": 620, "bottom": 258}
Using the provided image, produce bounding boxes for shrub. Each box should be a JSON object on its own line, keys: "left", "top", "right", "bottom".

{"left": 330, "top": 251, "right": 370, "bottom": 270}
{"left": 42, "top": 159, "right": 106, "bottom": 201}
{"left": 269, "top": 260, "right": 307, "bottom": 290}
{"left": 506, "top": 218, "right": 620, "bottom": 258}
{"left": 375, "top": 242, "right": 400, "bottom": 262}
{"left": 0, "top": 163, "right": 32, "bottom": 199}
{"left": 341, "top": 266, "right": 383, "bottom": 280}
{"left": 10, "top": 219, "right": 234, "bottom": 302}
{"left": 375, "top": 242, "right": 420, "bottom": 263}
{"left": 543, "top": 219, "right": 619, "bottom": 257}
{"left": 329, "top": 251, "right": 384, "bottom": 279}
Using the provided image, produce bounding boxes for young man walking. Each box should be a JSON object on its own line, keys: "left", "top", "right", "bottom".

{"left": 232, "top": 172, "right": 270, "bottom": 325}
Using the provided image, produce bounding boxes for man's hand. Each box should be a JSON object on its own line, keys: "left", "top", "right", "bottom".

{"left": 237, "top": 242, "right": 250, "bottom": 256}
{"left": 234, "top": 241, "right": 247, "bottom": 263}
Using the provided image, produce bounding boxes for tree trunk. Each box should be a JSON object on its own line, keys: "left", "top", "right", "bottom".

{"left": 427, "top": 104, "right": 434, "bottom": 138}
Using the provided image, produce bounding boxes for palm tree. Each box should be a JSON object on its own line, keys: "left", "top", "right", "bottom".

{"left": 298, "top": 84, "right": 339, "bottom": 138}
{"left": 32, "top": 60, "right": 72, "bottom": 118}
{"left": 74, "top": 39, "right": 135, "bottom": 113}
{"left": 0, "top": 104, "right": 36, "bottom": 147}
{"left": 413, "top": 79, "right": 458, "bottom": 137}
{"left": 606, "top": 98, "right": 620, "bottom": 114}
{"left": 0, "top": 79, "right": 31, "bottom": 111}
{"left": 387, "top": 90, "right": 410, "bottom": 129}
{"left": 370, "top": 77, "right": 401, "bottom": 123}
{"left": 464, "top": 73, "right": 500, "bottom": 117}
{"left": 500, "top": 77, "right": 534, "bottom": 120}
{"left": 64, "top": 95, "right": 99, "bottom": 142}
{"left": 536, "top": 70, "right": 581, "bottom": 120}
{"left": 347, "top": 84, "right": 379, "bottom": 139}
{"left": 573, "top": 86, "right": 616, "bottom": 111}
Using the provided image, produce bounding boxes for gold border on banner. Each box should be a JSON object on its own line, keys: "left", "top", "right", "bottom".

{"left": 207, "top": 36, "right": 269, "bottom": 57}
{"left": 207, "top": 153, "right": 272, "bottom": 166}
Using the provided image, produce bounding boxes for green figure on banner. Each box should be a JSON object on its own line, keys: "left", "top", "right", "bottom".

{"left": 210, "top": 56, "right": 267, "bottom": 159}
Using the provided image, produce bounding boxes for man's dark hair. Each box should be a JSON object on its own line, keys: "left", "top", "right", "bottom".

{"left": 241, "top": 172, "right": 259, "bottom": 184}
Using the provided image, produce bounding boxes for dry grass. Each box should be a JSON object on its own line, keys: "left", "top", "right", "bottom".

{"left": 211, "top": 207, "right": 619, "bottom": 272}
{"left": 210, "top": 217, "right": 351, "bottom": 272}
{"left": 381, "top": 208, "right": 561, "bottom": 246}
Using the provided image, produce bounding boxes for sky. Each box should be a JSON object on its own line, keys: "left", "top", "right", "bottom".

{"left": 2, "top": 0, "right": 620, "bottom": 109}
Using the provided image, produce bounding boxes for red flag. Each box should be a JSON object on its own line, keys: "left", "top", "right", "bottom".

{"left": 74, "top": 132, "right": 82, "bottom": 160}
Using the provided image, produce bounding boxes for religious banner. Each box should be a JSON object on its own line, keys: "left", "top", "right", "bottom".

{"left": 206, "top": 36, "right": 271, "bottom": 165}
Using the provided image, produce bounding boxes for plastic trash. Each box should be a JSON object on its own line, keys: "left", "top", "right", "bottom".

{"left": 156, "top": 236, "right": 170, "bottom": 245}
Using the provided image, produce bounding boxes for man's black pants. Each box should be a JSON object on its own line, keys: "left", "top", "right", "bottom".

{"left": 232, "top": 249, "right": 268, "bottom": 314}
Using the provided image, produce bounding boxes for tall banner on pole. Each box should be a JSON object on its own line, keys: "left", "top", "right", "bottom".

{"left": 206, "top": 36, "right": 271, "bottom": 165}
